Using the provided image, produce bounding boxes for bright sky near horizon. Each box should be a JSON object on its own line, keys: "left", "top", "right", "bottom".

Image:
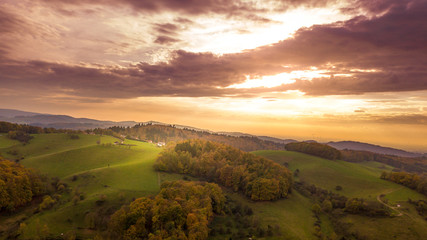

{"left": 1, "top": 0, "right": 426, "bottom": 152}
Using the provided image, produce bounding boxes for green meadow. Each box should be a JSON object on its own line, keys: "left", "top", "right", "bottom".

{"left": 253, "top": 150, "right": 427, "bottom": 202}
{"left": 254, "top": 150, "right": 427, "bottom": 239}
{"left": 0, "top": 134, "right": 166, "bottom": 239}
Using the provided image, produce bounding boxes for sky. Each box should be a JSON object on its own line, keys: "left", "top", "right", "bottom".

{"left": 0, "top": 0, "right": 426, "bottom": 152}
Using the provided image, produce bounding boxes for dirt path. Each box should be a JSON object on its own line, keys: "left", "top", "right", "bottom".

{"left": 376, "top": 189, "right": 403, "bottom": 216}
{"left": 375, "top": 187, "right": 418, "bottom": 219}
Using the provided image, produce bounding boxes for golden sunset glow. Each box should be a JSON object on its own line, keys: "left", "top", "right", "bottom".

{"left": 0, "top": 0, "right": 426, "bottom": 152}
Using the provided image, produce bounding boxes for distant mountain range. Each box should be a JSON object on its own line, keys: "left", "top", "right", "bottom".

{"left": 1, "top": 108, "right": 425, "bottom": 157}
{"left": 0, "top": 109, "right": 137, "bottom": 130}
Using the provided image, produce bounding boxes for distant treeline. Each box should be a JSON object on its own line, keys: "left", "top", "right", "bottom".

{"left": 97, "top": 124, "right": 286, "bottom": 152}
{"left": 285, "top": 142, "right": 342, "bottom": 160}
{"left": 109, "top": 181, "right": 225, "bottom": 240}
{"left": 0, "top": 121, "right": 81, "bottom": 134}
{"left": 381, "top": 171, "right": 427, "bottom": 196}
{"left": 0, "top": 157, "right": 48, "bottom": 211}
{"left": 0, "top": 121, "right": 80, "bottom": 143}
{"left": 342, "top": 150, "right": 427, "bottom": 173}
{"left": 154, "top": 140, "right": 293, "bottom": 201}
{"left": 283, "top": 141, "right": 427, "bottom": 173}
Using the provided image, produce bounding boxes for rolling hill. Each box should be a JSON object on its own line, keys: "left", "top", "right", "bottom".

{"left": 327, "top": 141, "right": 425, "bottom": 158}
{"left": 0, "top": 133, "right": 173, "bottom": 239}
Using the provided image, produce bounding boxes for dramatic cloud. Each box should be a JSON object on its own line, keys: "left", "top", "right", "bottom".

{"left": 1, "top": 0, "right": 426, "bottom": 99}
{"left": 42, "top": 0, "right": 340, "bottom": 16}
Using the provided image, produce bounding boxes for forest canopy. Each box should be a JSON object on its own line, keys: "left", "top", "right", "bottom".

{"left": 0, "top": 157, "right": 47, "bottom": 211}
{"left": 109, "top": 181, "right": 225, "bottom": 240}
{"left": 154, "top": 140, "right": 293, "bottom": 201}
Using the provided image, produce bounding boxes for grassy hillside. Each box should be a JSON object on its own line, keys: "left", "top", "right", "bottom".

{"left": 0, "top": 135, "right": 20, "bottom": 148}
{"left": 254, "top": 150, "right": 427, "bottom": 202}
{"left": 0, "top": 133, "right": 116, "bottom": 160}
{"left": 211, "top": 190, "right": 320, "bottom": 240}
{"left": 0, "top": 134, "right": 171, "bottom": 239}
{"left": 254, "top": 150, "right": 427, "bottom": 239}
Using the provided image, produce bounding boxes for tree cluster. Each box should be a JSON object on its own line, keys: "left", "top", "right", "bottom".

{"left": 381, "top": 171, "right": 427, "bottom": 196}
{"left": 209, "top": 196, "right": 282, "bottom": 239}
{"left": 285, "top": 142, "right": 342, "bottom": 160}
{"left": 408, "top": 199, "right": 427, "bottom": 220}
{"left": 294, "top": 182, "right": 347, "bottom": 209}
{"left": 294, "top": 181, "right": 390, "bottom": 217}
{"left": 154, "top": 140, "right": 293, "bottom": 201}
{"left": 342, "top": 149, "right": 427, "bottom": 173}
{"left": 7, "top": 130, "right": 33, "bottom": 143}
{"left": 100, "top": 124, "right": 286, "bottom": 151}
{"left": 0, "top": 157, "right": 47, "bottom": 211}
{"left": 109, "top": 181, "right": 225, "bottom": 240}
{"left": 344, "top": 198, "right": 390, "bottom": 217}
{"left": 294, "top": 181, "right": 390, "bottom": 240}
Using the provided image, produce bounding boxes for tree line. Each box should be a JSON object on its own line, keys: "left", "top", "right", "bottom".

{"left": 1, "top": 121, "right": 81, "bottom": 144}
{"left": 283, "top": 141, "right": 427, "bottom": 174}
{"left": 342, "top": 149, "right": 427, "bottom": 173}
{"left": 285, "top": 142, "right": 342, "bottom": 160}
{"left": 381, "top": 171, "right": 427, "bottom": 196}
{"left": 109, "top": 181, "right": 225, "bottom": 240}
{"left": 154, "top": 139, "right": 293, "bottom": 201}
{"left": 0, "top": 157, "right": 47, "bottom": 212}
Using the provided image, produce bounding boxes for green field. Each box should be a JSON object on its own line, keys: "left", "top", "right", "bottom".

{"left": 0, "top": 135, "right": 20, "bottom": 149}
{"left": 0, "top": 134, "right": 116, "bottom": 160}
{"left": 0, "top": 134, "right": 167, "bottom": 239}
{"left": 254, "top": 150, "right": 427, "bottom": 202}
{"left": 254, "top": 150, "right": 427, "bottom": 239}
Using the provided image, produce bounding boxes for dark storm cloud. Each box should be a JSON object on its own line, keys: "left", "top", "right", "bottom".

{"left": 2, "top": 0, "right": 426, "bottom": 98}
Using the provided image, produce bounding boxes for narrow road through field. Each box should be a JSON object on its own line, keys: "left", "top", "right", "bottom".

{"left": 375, "top": 187, "right": 418, "bottom": 220}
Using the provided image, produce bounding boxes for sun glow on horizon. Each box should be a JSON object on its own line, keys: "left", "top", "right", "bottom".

{"left": 226, "top": 69, "right": 328, "bottom": 89}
